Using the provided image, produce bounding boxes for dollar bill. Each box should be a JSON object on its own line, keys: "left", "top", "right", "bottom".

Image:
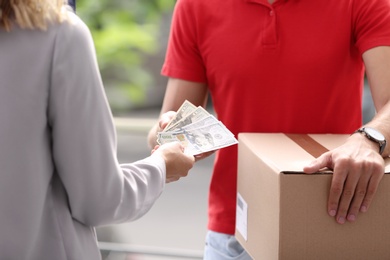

{"left": 164, "top": 106, "right": 210, "bottom": 132}
{"left": 181, "top": 115, "right": 220, "bottom": 132}
{"left": 163, "top": 100, "right": 197, "bottom": 131}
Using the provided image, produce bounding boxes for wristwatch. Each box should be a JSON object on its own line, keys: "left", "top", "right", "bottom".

{"left": 354, "top": 127, "right": 386, "bottom": 155}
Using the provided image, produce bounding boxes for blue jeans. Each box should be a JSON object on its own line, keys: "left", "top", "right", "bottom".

{"left": 204, "top": 231, "right": 253, "bottom": 260}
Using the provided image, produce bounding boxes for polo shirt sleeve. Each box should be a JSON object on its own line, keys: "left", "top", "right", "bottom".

{"left": 161, "top": 0, "right": 207, "bottom": 83}
{"left": 353, "top": 0, "right": 390, "bottom": 54}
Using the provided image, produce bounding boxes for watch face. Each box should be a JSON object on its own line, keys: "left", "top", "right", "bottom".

{"left": 365, "top": 127, "right": 385, "bottom": 141}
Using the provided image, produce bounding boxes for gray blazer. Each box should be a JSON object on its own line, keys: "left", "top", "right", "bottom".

{"left": 0, "top": 11, "right": 166, "bottom": 259}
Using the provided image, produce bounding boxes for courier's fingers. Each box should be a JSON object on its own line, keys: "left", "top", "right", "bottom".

{"left": 303, "top": 152, "right": 333, "bottom": 174}
{"left": 159, "top": 111, "right": 177, "bottom": 130}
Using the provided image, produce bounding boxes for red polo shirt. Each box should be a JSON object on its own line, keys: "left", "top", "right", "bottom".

{"left": 162, "top": 0, "right": 390, "bottom": 234}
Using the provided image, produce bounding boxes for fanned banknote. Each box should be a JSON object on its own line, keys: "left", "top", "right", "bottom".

{"left": 164, "top": 100, "right": 197, "bottom": 131}
{"left": 157, "top": 100, "right": 238, "bottom": 155}
{"left": 164, "top": 106, "right": 210, "bottom": 132}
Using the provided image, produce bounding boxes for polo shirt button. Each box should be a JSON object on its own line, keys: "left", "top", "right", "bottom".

{"left": 269, "top": 10, "right": 274, "bottom": 16}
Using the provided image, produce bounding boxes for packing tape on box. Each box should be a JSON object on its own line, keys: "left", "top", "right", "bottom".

{"left": 285, "top": 134, "right": 329, "bottom": 158}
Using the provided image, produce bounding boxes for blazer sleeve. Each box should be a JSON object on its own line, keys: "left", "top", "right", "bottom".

{"left": 48, "top": 12, "right": 166, "bottom": 226}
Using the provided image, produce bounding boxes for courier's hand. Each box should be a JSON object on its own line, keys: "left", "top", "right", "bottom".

{"left": 303, "top": 134, "right": 385, "bottom": 224}
{"left": 152, "top": 142, "right": 195, "bottom": 183}
{"left": 158, "top": 111, "right": 177, "bottom": 131}
{"left": 148, "top": 111, "right": 177, "bottom": 149}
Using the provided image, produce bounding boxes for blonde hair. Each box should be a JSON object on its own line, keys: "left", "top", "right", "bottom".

{"left": 0, "top": 0, "right": 69, "bottom": 31}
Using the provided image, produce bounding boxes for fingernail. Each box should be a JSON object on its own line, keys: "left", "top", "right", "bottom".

{"left": 337, "top": 216, "right": 346, "bottom": 224}
{"left": 329, "top": 210, "right": 336, "bottom": 217}
{"left": 360, "top": 206, "right": 367, "bottom": 212}
{"left": 347, "top": 214, "right": 356, "bottom": 222}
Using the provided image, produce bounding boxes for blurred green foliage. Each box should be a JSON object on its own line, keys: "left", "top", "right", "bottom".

{"left": 76, "top": 0, "right": 175, "bottom": 112}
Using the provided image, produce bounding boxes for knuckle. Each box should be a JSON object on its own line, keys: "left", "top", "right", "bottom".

{"left": 330, "top": 185, "right": 343, "bottom": 195}
{"left": 372, "top": 164, "right": 385, "bottom": 175}
{"left": 362, "top": 197, "right": 372, "bottom": 208}
{"left": 342, "top": 189, "right": 354, "bottom": 198}
{"left": 355, "top": 188, "right": 366, "bottom": 197}
{"left": 328, "top": 201, "right": 339, "bottom": 209}
{"left": 354, "top": 160, "right": 368, "bottom": 172}
{"left": 365, "top": 187, "right": 376, "bottom": 197}
{"left": 337, "top": 156, "right": 352, "bottom": 167}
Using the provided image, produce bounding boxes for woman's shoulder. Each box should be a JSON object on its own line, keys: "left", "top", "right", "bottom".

{"left": 54, "top": 10, "right": 92, "bottom": 40}
{"left": 50, "top": 9, "right": 95, "bottom": 53}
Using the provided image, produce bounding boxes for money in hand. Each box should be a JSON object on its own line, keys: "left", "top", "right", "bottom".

{"left": 157, "top": 100, "right": 238, "bottom": 155}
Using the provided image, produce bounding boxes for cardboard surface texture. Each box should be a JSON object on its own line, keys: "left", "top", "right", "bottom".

{"left": 235, "top": 133, "right": 390, "bottom": 260}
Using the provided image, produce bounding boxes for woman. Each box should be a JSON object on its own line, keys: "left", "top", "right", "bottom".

{"left": 0, "top": 1, "right": 195, "bottom": 259}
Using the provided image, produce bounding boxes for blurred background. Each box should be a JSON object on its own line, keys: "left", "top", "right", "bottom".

{"left": 74, "top": 0, "right": 376, "bottom": 259}
{"left": 76, "top": 0, "right": 174, "bottom": 113}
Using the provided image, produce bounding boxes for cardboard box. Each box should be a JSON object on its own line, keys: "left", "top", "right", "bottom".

{"left": 235, "top": 133, "right": 390, "bottom": 260}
